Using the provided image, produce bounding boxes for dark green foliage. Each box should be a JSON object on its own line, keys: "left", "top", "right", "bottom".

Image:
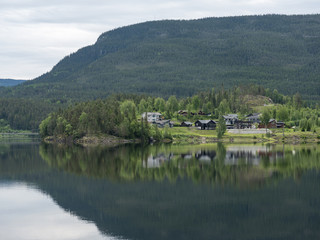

{"left": 40, "top": 99, "right": 123, "bottom": 138}
{"left": 0, "top": 98, "right": 59, "bottom": 131}
{"left": 0, "top": 15, "right": 320, "bottom": 104}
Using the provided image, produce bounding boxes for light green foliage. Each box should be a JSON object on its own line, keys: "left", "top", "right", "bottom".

{"left": 120, "top": 100, "right": 137, "bottom": 122}
{"left": 192, "top": 95, "right": 200, "bottom": 111}
{"left": 138, "top": 99, "right": 148, "bottom": 114}
{"left": 163, "top": 126, "right": 173, "bottom": 140}
{"left": 261, "top": 109, "right": 271, "bottom": 126}
{"left": 139, "top": 115, "right": 150, "bottom": 143}
{"left": 166, "top": 96, "right": 179, "bottom": 117}
{"left": 217, "top": 114, "right": 226, "bottom": 139}
{"left": 39, "top": 115, "right": 53, "bottom": 137}
{"left": 150, "top": 125, "right": 162, "bottom": 141}
{"left": 277, "top": 106, "right": 289, "bottom": 122}
{"left": 217, "top": 99, "right": 230, "bottom": 115}
{"left": 78, "top": 112, "right": 89, "bottom": 134}
{"left": 154, "top": 97, "right": 166, "bottom": 112}
{"left": 261, "top": 109, "right": 271, "bottom": 135}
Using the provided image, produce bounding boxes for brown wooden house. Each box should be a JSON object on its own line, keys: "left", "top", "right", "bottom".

{"left": 258, "top": 119, "right": 277, "bottom": 128}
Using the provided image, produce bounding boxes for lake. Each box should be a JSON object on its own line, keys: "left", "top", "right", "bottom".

{"left": 0, "top": 142, "right": 320, "bottom": 240}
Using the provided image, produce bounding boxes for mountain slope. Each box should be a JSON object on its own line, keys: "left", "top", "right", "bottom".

{"left": 2, "top": 14, "right": 320, "bottom": 102}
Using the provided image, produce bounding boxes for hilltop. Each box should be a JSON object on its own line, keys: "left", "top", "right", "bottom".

{"left": 1, "top": 14, "right": 320, "bottom": 103}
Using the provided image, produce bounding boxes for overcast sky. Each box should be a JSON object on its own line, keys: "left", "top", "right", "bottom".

{"left": 1, "top": 0, "right": 320, "bottom": 80}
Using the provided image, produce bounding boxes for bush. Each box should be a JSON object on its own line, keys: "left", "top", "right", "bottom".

{"left": 151, "top": 125, "right": 162, "bottom": 141}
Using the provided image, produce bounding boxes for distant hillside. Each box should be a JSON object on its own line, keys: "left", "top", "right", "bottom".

{"left": 0, "top": 79, "right": 26, "bottom": 87}
{"left": 1, "top": 14, "right": 320, "bottom": 102}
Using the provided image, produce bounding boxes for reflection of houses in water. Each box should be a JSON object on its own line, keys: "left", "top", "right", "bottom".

{"left": 144, "top": 153, "right": 174, "bottom": 168}
{"left": 225, "top": 146, "right": 284, "bottom": 165}
{"left": 195, "top": 150, "right": 216, "bottom": 163}
{"left": 180, "top": 150, "right": 216, "bottom": 162}
{"left": 257, "top": 150, "right": 284, "bottom": 162}
{"left": 180, "top": 153, "right": 193, "bottom": 160}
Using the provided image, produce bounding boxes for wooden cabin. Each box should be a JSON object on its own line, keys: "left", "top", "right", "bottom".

{"left": 194, "top": 120, "right": 216, "bottom": 130}
{"left": 258, "top": 119, "right": 277, "bottom": 129}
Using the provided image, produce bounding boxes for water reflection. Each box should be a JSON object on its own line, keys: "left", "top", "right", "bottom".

{"left": 1, "top": 143, "right": 320, "bottom": 240}
{"left": 225, "top": 145, "right": 284, "bottom": 165}
{"left": 39, "top": 143, "right": 320, "bottom": 187}
{"left": 0, "top": 183, "right": 114, "bottom": 240}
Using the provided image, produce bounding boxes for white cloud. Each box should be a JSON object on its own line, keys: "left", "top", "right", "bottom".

{"left": 0, "top": 0, "right": 320, "bottom": 79}
{"left": 0, "top": 184, "right": 113, "bottom": 240}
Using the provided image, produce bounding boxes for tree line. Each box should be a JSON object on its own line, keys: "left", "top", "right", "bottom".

{"left": 39, "top": 84, "right": 320, "bottom": 141}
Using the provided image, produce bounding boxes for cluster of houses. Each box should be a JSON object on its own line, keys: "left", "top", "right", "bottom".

{"left": 142, "top": 112, "right": 285, "bottom": 130}
{"left": 141, "top": 112, "right": 174, "bottom": 128}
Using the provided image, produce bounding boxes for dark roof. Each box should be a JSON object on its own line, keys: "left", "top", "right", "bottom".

{"left": 223, "top": 114, "right": 238, "bottom": 119}
{"left": 247, "top": 113, "right": 261, "bottom": 117}
{"left": 195, "top": 120, "right": 216, "bottom": 124}
{"left": 247, "top": 115, "right": 260, "bottom": 119}
{"left": 154, "top": 120, "right": 171, "bottom": 124}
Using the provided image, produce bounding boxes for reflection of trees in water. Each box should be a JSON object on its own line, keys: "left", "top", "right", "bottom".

{"left": 2, "top": 143, "right": 320, "bottom": 240}
{"left": 195, "top": 150, "right": 216, "bottom": 162}
{"left": 39, "top": 143, "right": 320, "bottom": 187}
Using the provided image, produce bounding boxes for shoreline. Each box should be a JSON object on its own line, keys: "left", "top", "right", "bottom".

{"left": 42, "top": 128, "right": 320, "bottom": 146}
{"left": 43, "top": 135, "right": 139, "bottom": 147}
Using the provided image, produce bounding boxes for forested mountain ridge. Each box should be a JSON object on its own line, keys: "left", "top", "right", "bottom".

{"left": 0, "top": 79, "right": 25, "bottom": 87}
{"left": 1, "top": 14, "right": 320, "bottom": 103}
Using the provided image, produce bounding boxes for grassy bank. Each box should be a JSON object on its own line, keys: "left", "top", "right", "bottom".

{"left": 162, "top": 127, "right": 320, "bottom": 144}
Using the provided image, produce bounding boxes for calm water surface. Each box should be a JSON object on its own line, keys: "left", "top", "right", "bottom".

{"left": 0, "top": 143, "right": 320, "bottom": 240}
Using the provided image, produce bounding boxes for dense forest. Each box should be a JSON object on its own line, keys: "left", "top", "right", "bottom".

{"left": 39, "top": 84, "right": 320, "bottom": 141}
{"left": 1, "top": 14, "right": 320, "bottom": 103}
{"left": 0, "top": 98, "right": 59, "bottom": 131}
